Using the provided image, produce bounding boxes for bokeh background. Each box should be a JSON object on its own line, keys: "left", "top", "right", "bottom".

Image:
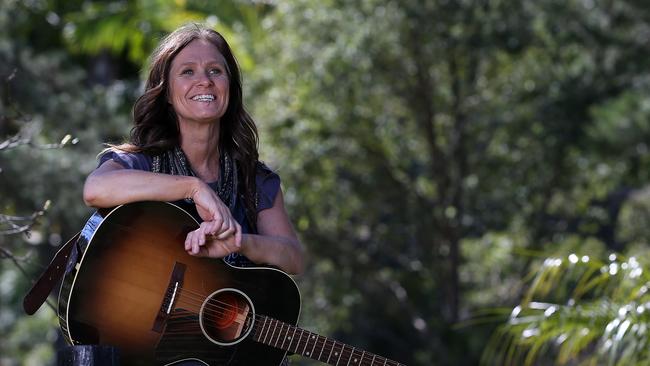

{"left": 2, "top": 0, "right": 650, "bottom": 365}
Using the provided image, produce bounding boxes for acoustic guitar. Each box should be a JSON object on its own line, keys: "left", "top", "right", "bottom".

{"left": 58, "top": 201, "right": 405, "bottom": 365}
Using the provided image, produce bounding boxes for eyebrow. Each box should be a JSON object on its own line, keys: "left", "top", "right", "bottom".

{"left": 175, "top": 60, "right": 226, "bottom": 67}
{"left": 172, "top": 57, "right": 231, "bottom": 76}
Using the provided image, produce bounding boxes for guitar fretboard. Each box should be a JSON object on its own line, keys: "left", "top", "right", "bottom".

{"left": 252, "top": 315, "right": 405, "bottom": 366}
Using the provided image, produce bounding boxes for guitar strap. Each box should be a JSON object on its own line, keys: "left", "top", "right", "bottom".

{"left": 23, "top": 231, "right": 80, "bottom": 315}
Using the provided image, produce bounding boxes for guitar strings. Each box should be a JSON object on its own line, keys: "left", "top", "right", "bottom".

{"left": 58, "top": 279, "right": 403, "bottom": 365}
{"left": 158, "top": 297, "right": 403, "bottom": 366}
{"left": 58, "top": 306, "right": 402, "bottom": 366}
{"left": 59, "top": 303, "right": 400, "bottom": 366}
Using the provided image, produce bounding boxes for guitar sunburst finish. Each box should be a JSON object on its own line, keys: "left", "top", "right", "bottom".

{"left": 58, "top": 201, "right": 405, "bottom": 366}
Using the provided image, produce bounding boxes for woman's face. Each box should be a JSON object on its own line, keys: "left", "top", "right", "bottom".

{"left": 168, "top": 39, "right": 230, "bottom": 126}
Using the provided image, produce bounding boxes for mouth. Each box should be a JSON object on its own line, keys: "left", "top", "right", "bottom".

{"left": 191, "top": 94, "right": 216, "bottom": 102}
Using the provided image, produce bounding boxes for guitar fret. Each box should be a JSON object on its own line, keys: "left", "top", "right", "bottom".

{"left": 317, "top": 335, "right": 326, "bottom": 361}
{"left": 260, "top": 317, "right": 268, "bottom": 343}
{"left": 270, "top": 319, "right": 280, "bottom": 346}
{"left": 262, "top": 317, "right": 273, "bottom": 344}
{"left": 335, "top": 341, "right": 344, "bottom": 365}
{"left": 306, "top": 333, "right": 318, "bottom": 358}
{"left": 296, "top": 329, "right": 305, "bottom": 354}
{"left": 301, "top": 330, "right": 311, "bottom": 356}
{"left": 326, "top": 338, "right": 335, "bottom": 364}
{"left": 273, "top": 321, "right": 283, "bottom": 347}
{"left": 287, "top": 326, "right": 298, "bottom": 352}
{"left": 257, "top": 317, "right": 268, "bottom": 342}
{"left": 280, "top": 323, "right": 291, "bottom": 349}
{"left": 269, "top": 319, "right": 278, "bottom": 347}
{"left": 274, "top": 319, "right": 284, "bottom": 346}
{"left": 276, "top": 322, "right": 284, "bottom": 348}
{"left": 346, "top": 346, "right": 356, "bottom": 365}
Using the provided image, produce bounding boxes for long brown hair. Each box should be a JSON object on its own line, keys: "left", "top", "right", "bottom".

{"left": 118, "top": 23, "right": 260, "bottom": 228}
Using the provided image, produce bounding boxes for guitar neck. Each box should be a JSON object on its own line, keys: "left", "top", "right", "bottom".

{"left": 252, "top": 315, "right": 404, "bottom": 366}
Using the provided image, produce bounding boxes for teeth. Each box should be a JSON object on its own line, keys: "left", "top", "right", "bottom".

{"left": 192, "top": 94, "right": 215, "bottom": 101}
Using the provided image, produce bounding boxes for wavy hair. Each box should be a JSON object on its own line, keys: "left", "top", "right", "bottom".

{"left": 117, "top": 23, "right": 260, "bottom": 228}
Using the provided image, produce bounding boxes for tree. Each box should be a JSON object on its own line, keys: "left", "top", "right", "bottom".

{"left": 3, "top": 0, "right": 650, "bottom": 365}
{"left": 0, "top": 1, "right": 274, "bottom": 364}
{"left": 0, "top": 1, "right": 134, "bottom": 363}
{"left": 250, "top": 0, "right": 537, "bottom": 363}
{"left": 251, "top": 0, "right": 650, "bottom": 364}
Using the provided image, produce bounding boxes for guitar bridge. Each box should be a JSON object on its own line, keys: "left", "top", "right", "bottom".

{"left": 152, "top": 262, "right": 186, "bottom": 333}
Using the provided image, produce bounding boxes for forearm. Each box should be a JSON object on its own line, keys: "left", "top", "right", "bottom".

{"left": 239, "top": 234, "right": 305, "bottom": 275}
{"left": 83, "top": 169, "right": 200, "bottom": 208}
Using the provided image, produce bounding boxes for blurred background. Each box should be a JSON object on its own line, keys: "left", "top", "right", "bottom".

{"left": 2, "top": 0, "right": 650, "bottom": 365}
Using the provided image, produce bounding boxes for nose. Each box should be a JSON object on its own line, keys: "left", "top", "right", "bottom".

{"left": 197, "top": 70, "right": 214, "bottom": 86}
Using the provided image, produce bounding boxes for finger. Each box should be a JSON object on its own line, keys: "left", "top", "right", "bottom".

{"left": 184, "top": 233, "right": 193, "bottom": 251}
{"left": 234, "top": 223, "right": 242, "bottom": 248}
{"left": 226, "top": 216, "right": 236, "bottom": 232}
{"left": 188, "top": 242, "right": 208, "bottom": 257}
{"left": 198, "top": 220, "right": 211, "bottom": 232}
{"left": 212, "top": 215, "right": 224, "bottom": 229}
{"left": 186, "top": 231, "right": 200, "bottom": 254}
{"left": 198, "top": 230, "right": 206, "bottom": 246}
{"left": 212, "top": 223, "right": 228, "bottom": 238}
{"left": 196, "top": 229, "right": 208, "bottom": 254}
{"left": 194, "top": 246, "right": 208, "bottom": 257}
{"left": 208, "top": 220, "right": 222, "bottom": 235}
{"left": 216, "top": 225, "right": 235, "bottom": 239}
{"left": 192, "top": 229, "right": 203, "bottom": 255}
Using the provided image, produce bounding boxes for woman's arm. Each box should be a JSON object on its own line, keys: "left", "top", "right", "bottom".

{"left": 185, "top": 188, "right": 306, "bottom": 275}
{"left": 83, "top": 160, "right": 201, "bottom": 207}
{"left": 84, "top": 160, "right": 241, "bottom": 241}
{"left": 240, "top": 188, "right": 305, "bottom": 274}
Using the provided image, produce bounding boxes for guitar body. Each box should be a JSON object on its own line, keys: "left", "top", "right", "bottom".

{"left": 58, "top": 201, "right": 301, "bottom": 366}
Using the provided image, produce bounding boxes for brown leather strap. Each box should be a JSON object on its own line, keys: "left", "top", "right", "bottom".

{"left": 23, "top": 232, "right": 80, "bottom": 315}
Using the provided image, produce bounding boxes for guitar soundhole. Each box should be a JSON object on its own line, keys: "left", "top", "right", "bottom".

{"left": 199, "top": 288, "right": 255, "bottom": 346}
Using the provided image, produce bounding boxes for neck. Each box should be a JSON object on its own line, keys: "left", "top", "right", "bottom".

{"left": 179, "top": 121, "right": 221, "bottom": 182}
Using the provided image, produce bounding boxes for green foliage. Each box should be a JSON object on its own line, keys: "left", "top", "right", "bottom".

{"left": 2, "top": 0, "right": 650, "bottom": 365}
{"left": 0, "top": 1, "right": 272, "bottom": 364}
{"left": 485, "top": 248, "right": 650, "bottom": 366}
{"left": 251, "top": 0, "right": 546, "bottom": 363}
{"left": 252, "top": 0, "right": 650, "bottom": 364}
{"left": 0, "top": 266, "right": 58, "bottom": 365}
{"left": 63, "top": 0, "right": 205, "bottom": 64}
{"left": 0, "top": 1, "right": 134, "bottom": 364}
{"left": 618, "top": 190, "right": 650, "bottom": 245}
{"left": 62, "top": 0, "right": 267, "bottom": 71}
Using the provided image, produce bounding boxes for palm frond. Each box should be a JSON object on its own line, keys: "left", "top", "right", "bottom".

{"left": 483, "top": 251, "right": 650, "bottom": 365}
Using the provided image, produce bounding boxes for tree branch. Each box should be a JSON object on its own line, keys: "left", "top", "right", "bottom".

{"left": 0, "top": 200, "right": 50, "bottom": 236}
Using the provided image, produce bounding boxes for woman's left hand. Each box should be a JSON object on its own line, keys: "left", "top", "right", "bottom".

{"left": 185, "top": 220, "right": 242, "bottom": 258}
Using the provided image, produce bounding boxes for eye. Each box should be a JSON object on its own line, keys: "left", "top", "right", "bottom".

{"left": 181, "top": 69, "right": 193, "bottom": 75}
{"left": 209, "top": 67, "right": 223, "bottom": 76}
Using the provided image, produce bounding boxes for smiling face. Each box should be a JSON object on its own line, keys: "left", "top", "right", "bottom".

{"left": 167, "top": 39, "right": 230, "bottom": 126}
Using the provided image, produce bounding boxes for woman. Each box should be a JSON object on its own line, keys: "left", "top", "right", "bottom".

{"left": 83, "top": 23, "right": 305, "bottom": 275}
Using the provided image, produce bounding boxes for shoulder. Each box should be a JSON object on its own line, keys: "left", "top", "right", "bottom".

{"left": 255, "top": 162, "right": 281, "bottom": 212}
{"left": 98, "top": 147, "right": 153, "bottom": 171}
{"left": 256, "top": 162, "right": 280, "bottom": 180}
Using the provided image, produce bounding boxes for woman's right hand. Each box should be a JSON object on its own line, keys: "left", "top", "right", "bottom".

{"left": 190, "top": 181, "right": 240, "bottom": 243}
